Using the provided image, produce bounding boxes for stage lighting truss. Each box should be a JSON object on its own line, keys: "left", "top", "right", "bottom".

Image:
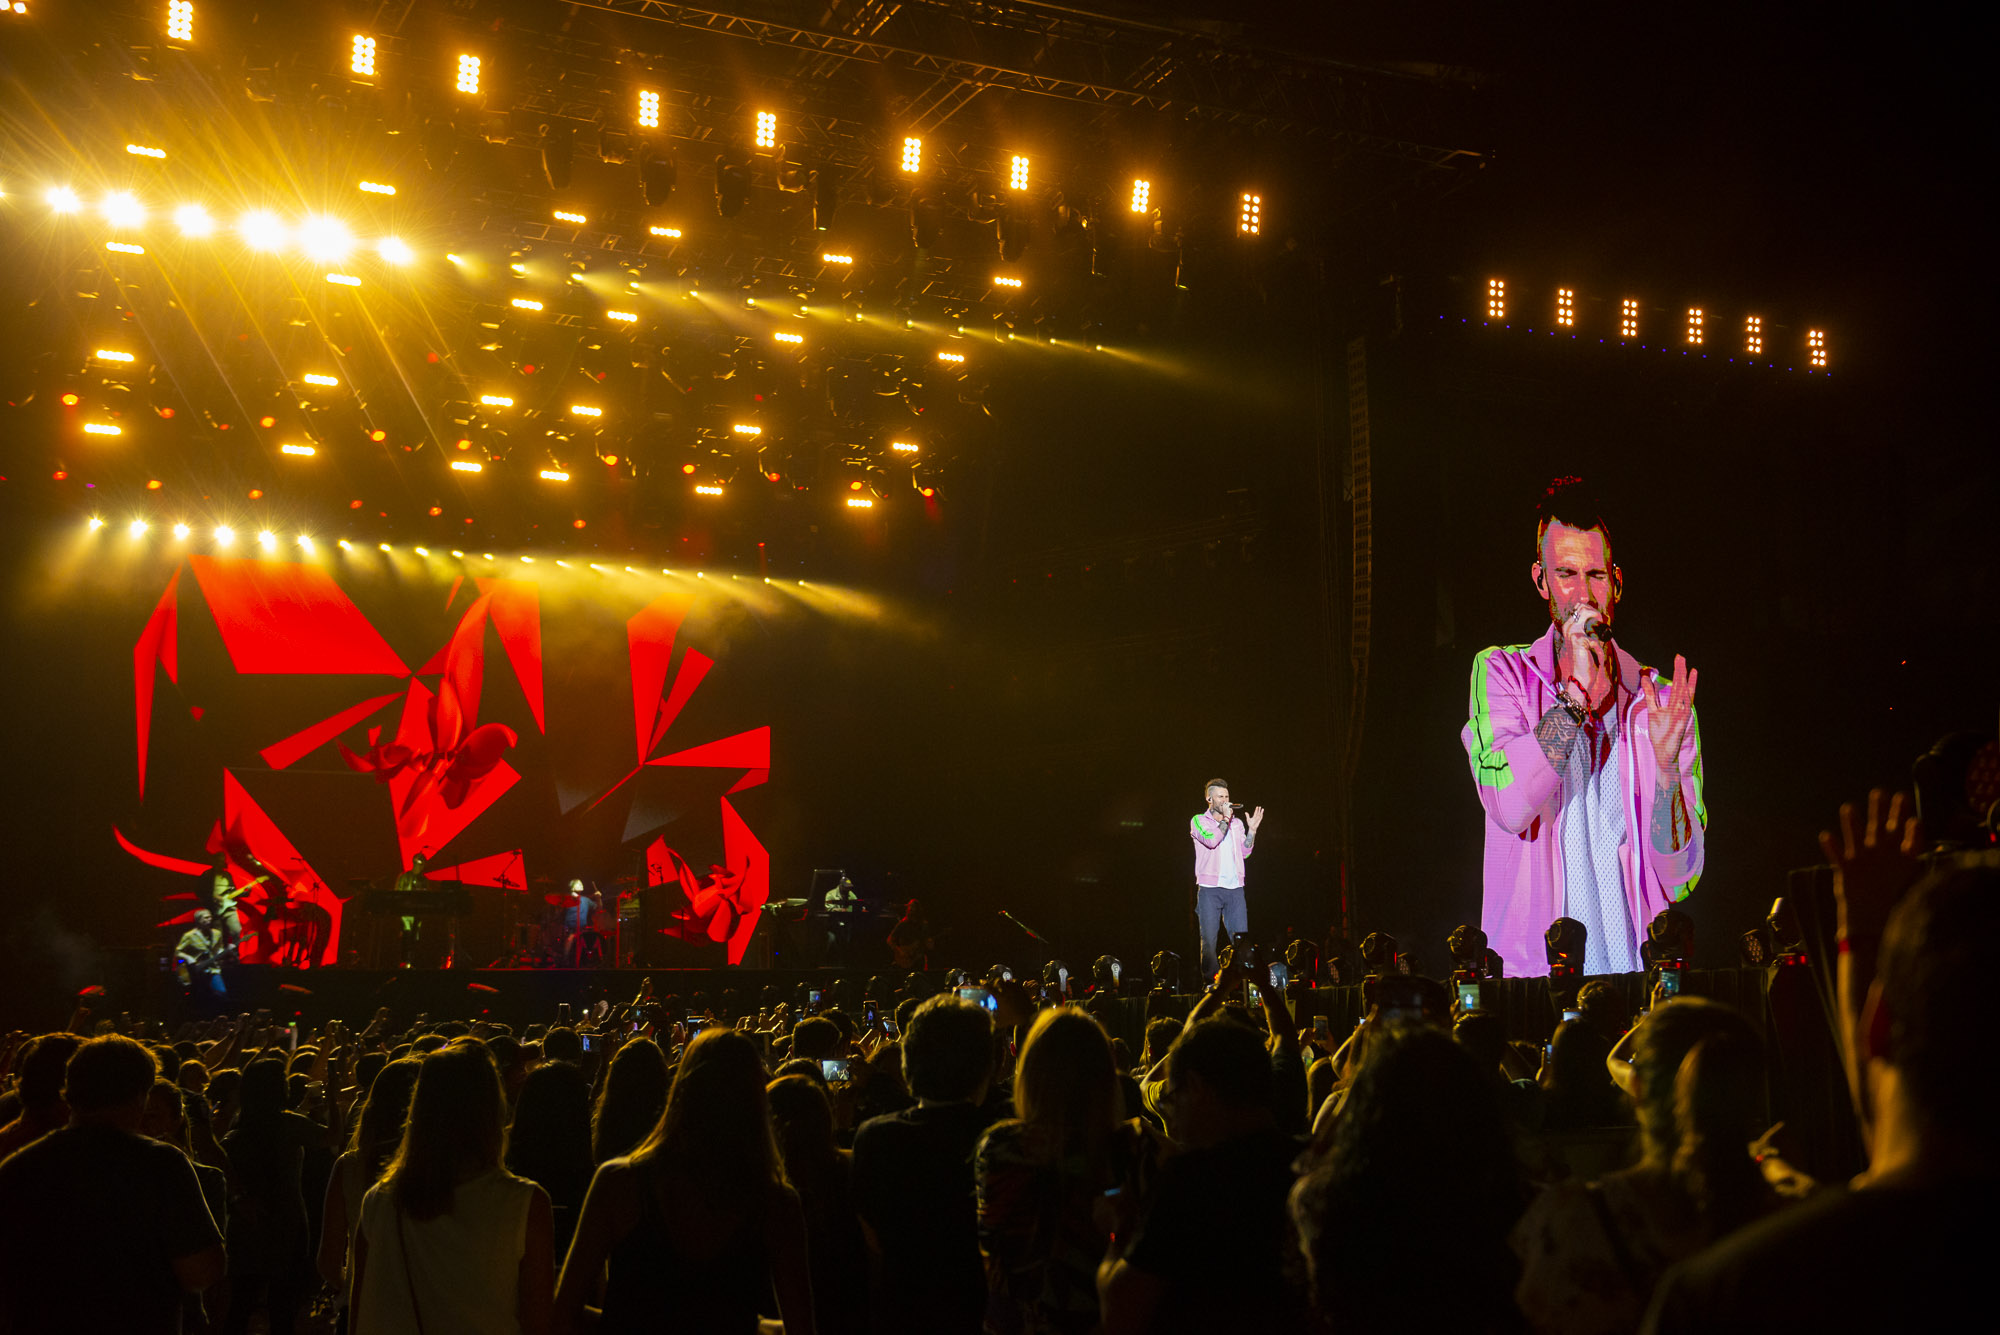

{"left": 1556, "top": 288, "right": 1575, "bottom": 326}
{"left": 351, "top": 34, "right": 376, "bottom": 78}
{"left": 1808, "top": 328, "right": 1826, "bottom": 367}
{"left": 755, "top": 111, "right": 778, "bottom": 149}
{"left": 1619, "top": 298, "right": 1639, "bottom": 340}
{"left": 1686, "top": 307, "right": 1704, "bottom": 345}
{"left": 1129, "top": 179, "right": 1150, "bottom": 212}
{"left": 1745, "top": 315, "right": 1763, "bottom": 356}
{"left": 166, "top": 1, "right": 192, "bottom": 44}
{"left": 638, "top": 89, "right": 661, "bottom": 129}
{"left": 456, "top": 54, "right": 482, "bottom": 96}
{"left": 1486, "top": 278, "right": 1505, "bottom": 319}
{"left": 1009, "top": 155, "right": 1031, "bottom": 190}
{"left": 901, "top": 136, "right": 923, "bottom": 173}
{"left": 1238, "top": 192, "right": 1261, "bottom": 236}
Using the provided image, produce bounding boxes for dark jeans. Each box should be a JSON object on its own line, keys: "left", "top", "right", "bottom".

{"left": 1195, "top": 884, "right": 1248, "bottom": 980}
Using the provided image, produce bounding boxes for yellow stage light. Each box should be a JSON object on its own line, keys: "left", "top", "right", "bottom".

{"left": 1808, "top": 328, "right": 1827, "bottom": 368}
{"left": 820, "top": 252, "right": 853, "bottom": 265}
{"left": 239, "top": 209, "right": 287, "bottom": 250}
{"left": 325, "top": 273, "right": 361, "bottom": 287}
{"left": 539, "top": 469, "right": 570, "bottom": 482}
{"left": 891, "top": 441, "right": 918, "bottom": 453}
{"left": 337, "top": 539, "right": 353, "bottom": 551}
{"left": 378, "top": 543, "right": 391, "bottom": 552}
{"left": 105, "top": 241, "right": 145, "bottom": 255}
{"left": 298, "top": 215, "right": 354, "bottom": 260}
{"left": 351, "top": 34, "right": 376, "bottom": 78}
{"left": 166, "top": 1, "right": 192, "bottom": 44}
{"left": 94, "top": 349, "right": 136, "bottom": 363}
{"left": 511, "top": 297, "right": 543, "bottom": 311}
{"left": 173, "top": 203, "right": 213, "bottom": 237}
{"left": 213, "top": 524, "right": 235, "bottom": 547}
{"left": 358, "top": 180, "right": 396, "bottom": 196}
{"left": 1486, "top": 277, "right": 1506, "bottom": 319}
{"left": 606, "top": 309, "right": 637, "bottom": 323}
{"left": 520, "top": 556, "right": 534, "bottom": 564}
{"left": 1619, "top": 298, "right": 1639, "bottom": 339}
{"left": 257, "top": 530, "right": 276, "bottom": 551}
{"left": 1746, "top": 315, "right": 1763, "bottom": 356}
{"left": 281, "top": 443, "right": 317, "bottom": 456}
{"left": 479, "top": 395, "right": 514, "bottom": 407}
{"left": 569, "top": 404, "right": 602, "bottom": 417}
{"left": 84, "top": 423, "right": 122, "bottom": 435}
{"left": 845, "top": 496, "right": 875, "bottom": 508}
{"left": 1238, "top": 192, "right": 1261, "bottom": 237}
{"left": 450, "top": 459, "right": 483, "bottom": 472}
{"left": 694, "top": 484, "right": 724, "bottom": 496}
{"left": 553, "top": 210, "right": 586, "bottom": 224}
{"left": 993, "top": 275, "right": 1023, "bottom": 289}
{"left": 1556, "top": 287, "right": 1575, "bottom": 327}
{"left": 649, "top": 226, "right": 682, "bottom": 238}
{"left": 456, "top": 54, "right": 481, "bottom": 95}
{"left": 901, "top": 136, "right": 923, "bottom": 173}
{"left": 45, "top": 186, "right": 81, "bottom": 213}
{"left": 377, "top": 236, "right": 414, "bottom": 264}
{"left": 100, "top": 191, "right": 145, "bottom": 227}
{"left": 129, "top": 520, "right": 149, "bottom": 538}
{"left": 1130, "top": 179, "right": 1150, "bottom": 212}
{"left": 297, "top": 534, "right": 314, "bottom": 553}
{"left": 1686, "top": 307, "right": 1704, "bottom": 345}
{"left": 302, "top": 373, "right": 339, "bottom": 387}
{"left": 638, "top": 89, "right": 661, "bottom": 128}
{"left": 172, "top": 523, "right": 191, "bottom": 539}
{"left": 937, "top": 350, "right": 965, "bottom": 364}
{"left": 755, "top": 111, "right": 777, "bottom": 149}
{"left": 1009, "top": 155, "right": 1030, "bottom": 190}
{"left": 415, "top": 547, "right": 429, "bottom": 556}
{"left": 732, "top": 423, "right": 762, "bottom": 436}
{"left": 126, "top": 144, "right": 166, "bottom": 159}
{"left": 87, "top": 516, "right": 104, "bottom": 532}
{"left": 774, "top": 331, "right": 804, "bottom": 344}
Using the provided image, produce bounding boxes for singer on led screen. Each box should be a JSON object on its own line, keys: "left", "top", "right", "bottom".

{"left": 1461, "top": 478, "right": 1705, "bottom": 975}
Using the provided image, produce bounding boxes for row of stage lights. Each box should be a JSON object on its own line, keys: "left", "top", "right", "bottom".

{"left": 16, "top": 3, "right": 1270, "bottom": 237}
{"left": 1486, "top": 279, "right": 1828, "bottom": 367}
{"left": 79, "top": 515, "right": 823, "bottom": 583}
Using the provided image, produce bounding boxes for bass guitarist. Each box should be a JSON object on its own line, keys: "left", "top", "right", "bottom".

{"left": 175, "top": 909, "right": 232, "bottom": 1005}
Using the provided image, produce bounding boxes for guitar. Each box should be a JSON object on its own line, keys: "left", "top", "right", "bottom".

{"left": 211, "top": 871, "right": 277, "bottom": 913}
{"left": 889, "top": 924, "right": 950, "bottom": 970}
{"left": 174, "top": 933, "right": 236, "bottom": 987}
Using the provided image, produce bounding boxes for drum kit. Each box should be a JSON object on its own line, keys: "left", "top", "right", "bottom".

{"left": 497, "top": 872, "right": 645, "bottom": 968}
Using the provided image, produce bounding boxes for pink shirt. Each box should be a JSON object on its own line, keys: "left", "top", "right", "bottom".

{"left": 1190, "top": 811, "right": 1252, "bottom": 888}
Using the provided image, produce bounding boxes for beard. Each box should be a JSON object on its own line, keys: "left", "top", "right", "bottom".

{"left": 1547, "top": 595, "right": 1612, "bottom": 634}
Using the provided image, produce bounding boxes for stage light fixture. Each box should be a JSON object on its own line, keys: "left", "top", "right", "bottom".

{"left": 450, "top": 459, "right": 483, "bottom": 473}
{"left": 569, "top": 404, "right": 602, "bottom": 417}
{"left": 605, "top": 310, "right": 638, "bottom": 324}
{"left": 258, "top": 416, "right": 276, "bottom": 428}
{"left": 1238, "top": 192, "right": 1261, "bottom": 236}
{"left": 127, "top": 519, "right": 148, "bottom": 538}
{"left": 1009, "top": 155, "right": 1030, "bottom": 190}
{"left": 378, "top": 543, "right": 391, "bottom": 552}
{"left": 1619, "top": 298, "right": 1639, "bottom": 339}
{"left": 60, "top": 393, "right": 79, "bottom": 405}
{"left": 774, "top": 331, "right": 803, "bottom": 345}
{"left": 302, "top": 373, "right": 339, "bottom": 387}
{"left": 171, "top": 522, "right": 190, "bottom": 539}
{"left": 166, "top": 1, "right": 192, "bottom": 44}
{"left": 755, "top": 111, "right": 777, "bottom": 149}
{"left": 377, "top": 236, "right": 414, "bottom": 264}
{"left": 937, "top": 350, "right": 965, "bottom": 364}
{"left": 239, "top": 210, "right": 287, "bottom": 250}
{"left": 511, "top": 298, "right": 544, "bottom": 311}
{"left": 901, "top": 136, "right": 923, "bottom": 173}
{"left": 1746, "top": 315, "right": 1763, "bottom": 356}
{"left": 1808, "top": 329, "right": 1827, "bottom": 367}
{"left": 281, "top": 443, "right": 316, "bottom": 456}
{"left": 539, "top": 469, "right": 569, "bottom": 482}
{"left": 640, "top": 150, "right": 679, "bottom": 209}
{"left": 820, "top": 251, "right": 853, "bottom": 265}
{"left": 298, "top": 215, "right": 354, "bottom": 260}
{"left": 358, "top": 180, "right": 395, "bottom": 196}
{"left": 920, "top": 486, "right": 937, "bottom": 498}
{"left": 681, "top": 463, "right": 697, "bottom": 474}
{"left": 325, "top": 273, "right": 361, "bottom": 287}
{"left": 105, "top": 241, "right": 146, "bottom": 255}
{"left": 891, "top": 440, "right": 918, "bottom": 453}
{"left": 415, "top": 547, "right": 430, "bottom": 556}
{"left": 45, "top": 185, "right": 81, "bottom": 213}
{"left": 100, "top": 191, "right": 145, "bottom": 228}
{"left": 456, "top": 54, "right": 481, "bottom": 95}
{"left": 992, "top": 275, "right": 1023, "bottom": 289}
{"left": 94, "top": 349, "right": 136, "bottom": 363}
{"left": 1686, "top": 307, "right": 1704, "bottom": 345}
{"left": 297, "top": 534, "right": 314, "bottom": 553}
{"left": 479, "top": 394, "right": 515, "bottom": 407}
{"left": 695, "top": 484, "right": 724, "bottom": 496}
{"left": 732, "top": 423, "right": 763, "bottom": 436}
{"left": 338, "top": 539, "right": 353, "bottom": 550}
{"left": 649, "top": 224, "right": 682, "bottom": 238}
{"left": 1556, "top": 287, "right": 1575, "bottom": 326}
{"left": 1129, "top": 178, "right": 1150, "bottom": 212}
{"left": 126, "top": 144, "right": 166, "bottom": 159}
{"left": 213, "top": 525, "right": 235, "bottom": 547}
{"left": 369, "top": 429, "right": 386, "bottom": 442}
{"left": 1486, "top": 277, "right": 1506, "bottom": 319}
{"left": 553, "top": 209, "right": 586, "bottom": 224}
{"left": 83, "top": 422, "right": 122, "bottom": 435}
{"left": 845, "top": 496, "right": 874, "bottom": 508}
{"left": 257, "top": 530, "right": 276, "bottom": 551}
{"left": 638, "top": 89, "right": 661, "bottom": 129}
{"left": 351, "top": 34, "right": 376, "bottom": 77}
{"left": 87, "top": 516, "right": 104, "bottom": 532}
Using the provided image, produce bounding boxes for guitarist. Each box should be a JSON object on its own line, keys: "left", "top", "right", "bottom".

{"left": 201, "top": 859, "right": 276, "bottom": 955}
{"left": 175, "top": 909, "right": 231, "bottom": 1006}
{"left": 887, "top": 898, "right": 937, "bottom": 971}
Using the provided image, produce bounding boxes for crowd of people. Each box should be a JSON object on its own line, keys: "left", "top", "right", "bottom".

{"left": 0, "top": 791, "right": 1988, "bottom": 1334}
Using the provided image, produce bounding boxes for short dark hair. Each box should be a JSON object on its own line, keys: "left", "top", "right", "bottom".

{"left": 1167, "top": 1016, "right": 1271, "bottom": 1111}
{"left": 1878, "top": 862, "right": 1998, "bottom": 1137}
{"left": 63, "top": 1035, "right": 159, "bottom": 1114}
{"left": 901, "top": 995, "right": 994, "bottom": 1103}
{"left": 790, "top": 1017, "right": 842, "bottom": 1061}
{"left": 15, "top": 1033, "right": 83, "bottom": 1111}
{"left": 1204, "top": 777, "right": 1229, "bottom": 796}
{"left": 1535, "top": 475, "right": 1613, "bottom": 562}
{"left": 1144, "top": 1016, "right": 1185, "bottom": 1062}
{"left": 541, "top": 1026, "right": 584, "bottom": 1065}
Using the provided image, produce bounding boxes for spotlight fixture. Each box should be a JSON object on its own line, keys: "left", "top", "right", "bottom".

{"left": 45, "top": 185, "right": 82, "bottom": 213}
{"left": 694, "top": 484, "right": 724, "bottom": 496}
{"left": 172, "top": 523, "right": 190, "bottom": 539}
{"left": 377, "top": 236, "right": 414, "bottom": 264}
{"left": 325, "top": 273, "right": 361, "bottom": 287}
{"left": 302, "top": 373, "right": 339, "bottom": 387}
{"left": 540, "top": 124, "right": 575, "bottom": 190}
{"left": 715, "top": 148, "right": 752, "bottom": 217}
{"left": 641, "top": 152, "right": 678, "bottom": 208}
{"left": 648, "top": 224, "right": 682, "bottom": 239}
{"left": 1808, "top": 328, "right": 1827, "bottom": 368}
{"left": 845, "top": 496, "right": 875, "bottom": 509}
{"left": 992, "top": 275, "right": 1023, "bottom": 290}
{"left": 1556, "top": 287, "right": 1575, "bottom": 326}
{"left": 126, "top": 144, "right": 166, "bottom": 159}
{"left": 606, "top": 309, "right": 638, "bottom": 323}
{"left": 1619, "top": 298, "right": 1639, "bottom": 339}
{"left": 1686, "top": 307, "right": 1704, "bottom": 345}
{"left": 569, "top": 404, "right": 602, "bottom": 417}
{"left": 105, "top": 241, "right": 146, "bottom": 255}
{"left": 297, "top": 213, "right": 354, "bottom": 258}
{"left": 456, "top": 54, "right": 482, "bottom": 96}
{"left": 1238, "top": 192, "right": 1261, "bottom": 236}
{"left": 93, "top": 349, "right": 136, "bottom": 363}
{"left": 510, "top": 298, "right": 544, "bottom": 311}
{"left": 890, "top": 440, "right": 918, "bottom": 453}
{"left": 351, "top": 34, "right": 376, "bottom": 77}
{"left": 731, "top": 423, "right": 762, "bottom": 436}
{"left": 357, "top": 180, "right": 396, "bottom": 195}
{"left": 937, "top": 350, "right": 965, "bottom": 364}
{"left": 450, "top": 459, "right": 483, "bottom": 473}
{"left": 1746, "top": 315, "right": 1763, "bottom": 356}
{"left": 820, "top": 252, "right": 853, "bottom": 265}
{"left": 83, "top": 516, "right": 105, "bottom": 532}
{"left": 297, "top": 535, "right": 314, "bottom": 553}
{"left": 238, "top": 209, "right": 287, "bottom": 250}
{"left": 773, "top": 331, "right": 803, "bottom": 345}
{"left": 754, "top": 111, "right": 777, "bottom": 149}
{"left": 257, "top": 530, "right": 277, "bottom": 551}
{"left": 539, "top": 469, "right": 570, "bottom": 482}
{"left": 129, "top": 520, "right": 149, "bottom": 538}
{"left": 479, "top": 395, "right": 515, "bottom": 407}
{"left": 1486, "top": 277, "right": 1506, "bottom": 319}
{"left": 900, "top": 136, "right": 923, "bottom": 173}
{"left": 1008, "top": 155, "right": 1030, "bottom": 190}
{"left": 637, "top": 89, "right": 661, "bottom": 129}
{"left": 280, "top": 443, "right": 316, "bottom": 456}
{"left": 83, "top": 423, "right": 122, "bottom": 435}
{"left": 213, "top": 525, "right": 235, "bottom": 547}
{"left": 166, "top": 1, "right": 192, "bottom": 44}
{"left": 100, "top": 191, "right": 145, "bottom": 228}
{"left": 553, "top": 210, "right": 586, "bottom": 224}
{"left": 1129, "top": 178, "right": 1150, "bottom": 212}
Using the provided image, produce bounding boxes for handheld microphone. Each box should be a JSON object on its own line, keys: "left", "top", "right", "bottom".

{"left": 1576, "top": 609, "right": 1614, "bottom": 643}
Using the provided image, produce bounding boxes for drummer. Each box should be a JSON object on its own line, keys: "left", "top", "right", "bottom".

{"left": 562, "top": 879, "right": 604, "bottom": 966}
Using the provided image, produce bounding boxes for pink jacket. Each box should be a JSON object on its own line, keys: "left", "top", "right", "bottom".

{"left": 1190, "top": 811, "right": 1252, "bottom": 887}
{"left": 1461, "top": 626, "right": 1705, "bottom": 976}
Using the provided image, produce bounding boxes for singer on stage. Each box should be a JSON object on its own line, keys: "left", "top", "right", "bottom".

{"left": 1461, "top": 478, "right": 1705, "bottom": 976}
{"left": 1190, "top": 779, "right": 1263, "bottom": 979}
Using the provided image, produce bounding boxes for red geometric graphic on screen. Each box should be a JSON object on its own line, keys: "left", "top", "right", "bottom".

{"left": 649, "top": 650, "right": 712, "bottom": 753}
{"left": 114, "top": 825, "right": 210, "bottom": 876}
{"left": 187, "top": 555, "right": 411, "bottom": 676}
{"left": 649, "top": 798, "right": 770, "bottom": 965}
{"left": 342, "top": 678, "right": 519, "bottom": 869}
{"left": 259, "top": 690, "right": 404, "bottom": 771}
{"left": 133, "top": 570, "right": 180, "bottom": 801}
{"left": 628, "top": 592, "right": 692, "bottom": 763}
{"left": 426, "top": 849, "right": 528, "bottom": 891}
{"left": 476, "top": 578, "right": 546, "bottom": 733}
{"left": 215, "top": 770, "right": 344, "bottom": 966}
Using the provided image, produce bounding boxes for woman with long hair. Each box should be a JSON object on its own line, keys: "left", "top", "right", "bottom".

{"left": 1513, "top": 997, "right": 1781, "bottom": 1335}
{"left": 350, "top": 1039, "right": 554, "bottom": 1335}
{"left": 590, "top": 1038, "right": 670, "bottom": 1164}
{"left": 222, "top": 1056, "right": 335, "bottom": 1335}
{"left": 555, "top": 1029, "right": 814, "bottom": 1335}
{"left": 974, "top": 1007, "right": 1153, "bottom": 1335}
{"left": 318, "top": 1058, "right": 421, "bottom": 1292}
{"left": 508, "top": 1060, "right": 597, "bottom": 1261}
{"left": 767, "top": 1075, "right": 867, "bottom": 1335}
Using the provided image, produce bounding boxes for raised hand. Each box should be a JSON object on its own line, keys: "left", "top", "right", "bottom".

{"left": 1819, "top": 789, "right": 1925, "bottom": 946}
{"left": 1248, "top": 806, "right": 1266, "bottom": 832}
{"left": 1641, "top": 654, "right": 1699, "bottom": 774}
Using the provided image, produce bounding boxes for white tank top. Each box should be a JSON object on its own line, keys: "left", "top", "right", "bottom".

{"left": 356, "top": 1167, "right": 538, "bottom": 1335}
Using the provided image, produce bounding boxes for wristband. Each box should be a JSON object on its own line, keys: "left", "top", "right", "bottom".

{"left": 1556, "top": 683, "right": 1587, "bottom": 727}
